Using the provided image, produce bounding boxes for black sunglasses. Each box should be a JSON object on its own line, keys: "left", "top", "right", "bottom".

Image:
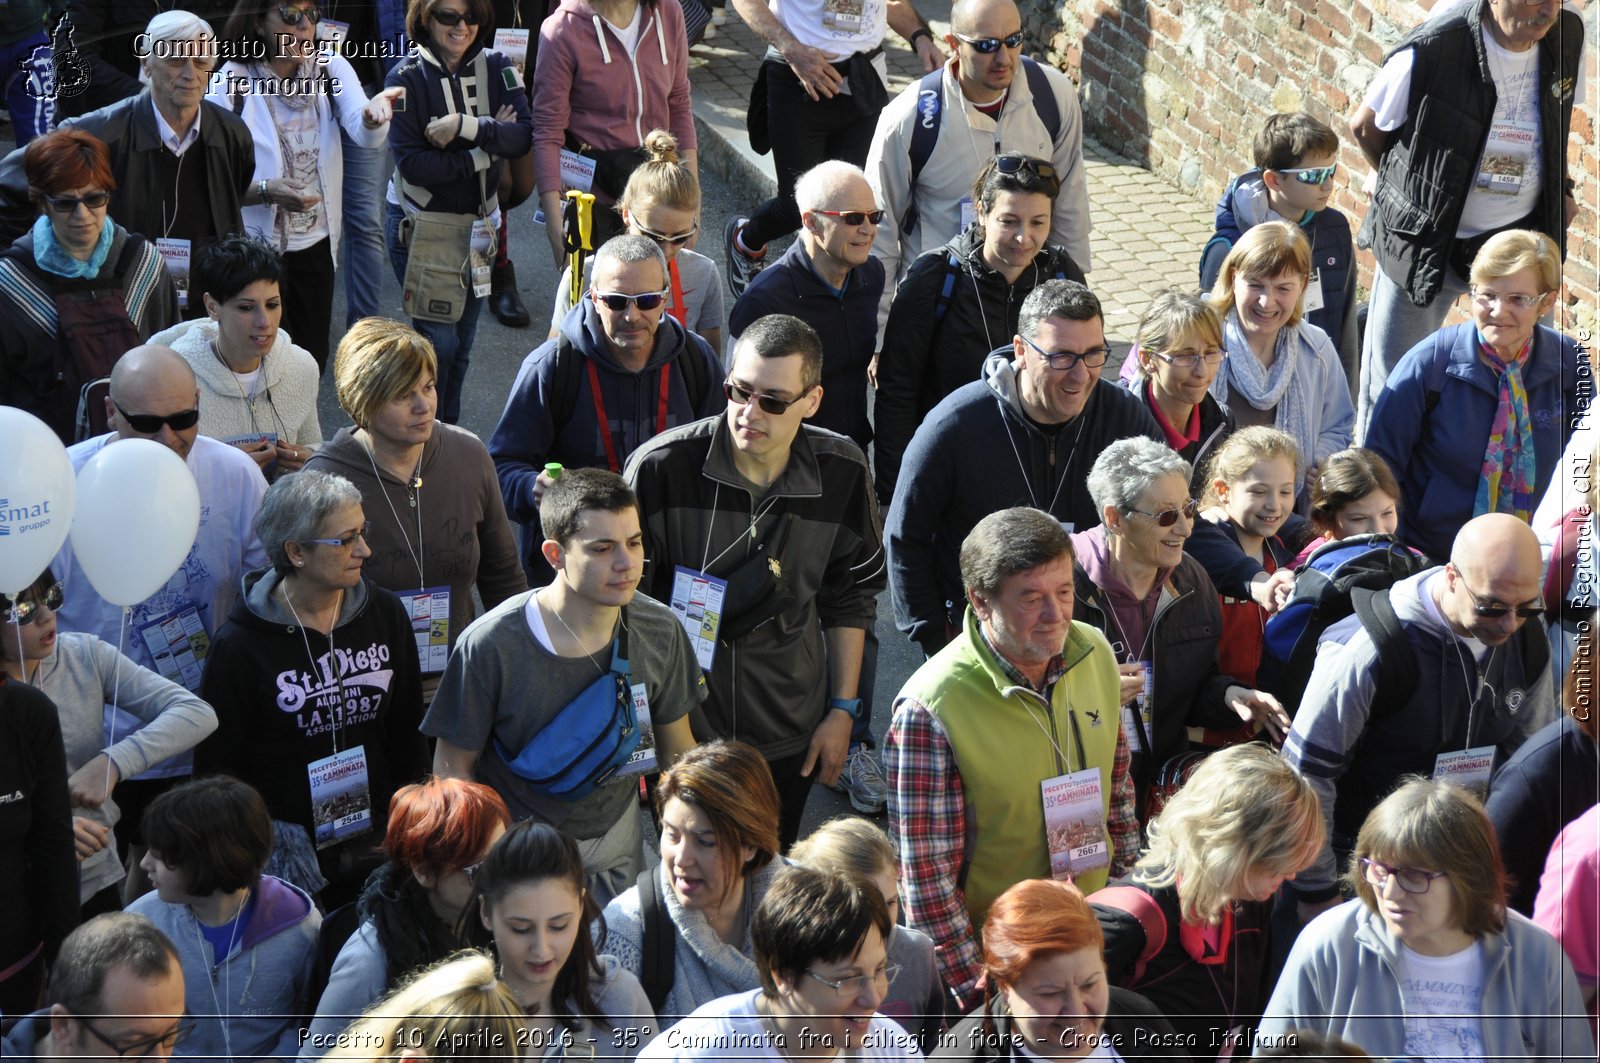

{"left": 995, "top": 155, "right": 1058, "bottom": 183}
{"left": 592, "top": 288, "right": 669, "bottom": 311}
{"left": 114, "top": 401, "right": 201, "bottom": 434}
{"left": 275, "top": 4, "right": 321, "bottom": 24}
{"left": 954, "top": 30, "right": 1025, "bottom": 52}
{"left": 723, "top": 380, "right": 811, "bottom": 416}
{"left": 1125, "top": 498, "right": 1199, "bottom": 528}
{"left": 44, "top": 191, "right": 110, "bottom": 212}
{"left": 813, "top": 208, "right": 886, "bottom": 226}
{"left": 5, "top": 582, "right": 64, "bottom": 626}
{"left": 430, "top": 8, "right": 479, "bottom": 25}
{"left": 1455, "top": 571, "right": 1544, "bottom": 620}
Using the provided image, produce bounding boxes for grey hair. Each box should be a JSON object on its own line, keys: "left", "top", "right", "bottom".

{"left": 1087, "top": 438, "right": 1193, "bottom": 515}
{"left": 794, "top": 160, "right": 871, "bottom": 215}
{"left": 593, "top": 233, "right": 668, "bottom": 282}
{"left": 143, "top": 9, "right": 216, "bottom": 48}
{"left": 1017, "top": 279, "right": 1103, "bottom": 342}
{"left": 255, "top": 470, "right": 363, "bottom": 575}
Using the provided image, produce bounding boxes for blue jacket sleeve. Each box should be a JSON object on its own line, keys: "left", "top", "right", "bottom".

{"left": 887, "top": 419, "right": 959, "bottom": 656}
{"left": 1362, "top": 337, "right": 1435, "bottom": 525}
{"left": 1184, "top": 518, "right": 1264, "bottom": 599}
{"left": 1309, "top": 327, "right": 1355, "bottom": 466}
{"left": 488, "top": 344, "right": 559, "bottom": 526}
{"left": 386, "top": 54, "right": 534, "bottom": 192}
{"left": 687, "top": 336, "right": 724, "bottom": 417}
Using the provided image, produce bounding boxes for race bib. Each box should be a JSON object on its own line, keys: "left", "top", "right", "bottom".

{"left": 669, "top": 565, "right": 726, "bottom": 672}
{"left": 156, "top": 237, "right": 191, "bottom": 309}
{"left": 617, "top": 683, "right": 658, "bottom": 777}
{"left": 138, "top": 605, "right": 211, "bottom": 692}
{"left": 1043, "top": 768, "right": 1109, "bottom": 880}
{"left": 308, "top": 745, "right": 372, "bottom": 849}
{"left": 1302, "top": 267, "right": 1326, "bottom": 314}
{"left": 1433, "top": 745, "right": 1495, "bottom": 797}
{"left": 398, "top": 586, "right": 451, "bottom": 675}
{"left": 470, "top": 219, "right": 494, "bottom": 298}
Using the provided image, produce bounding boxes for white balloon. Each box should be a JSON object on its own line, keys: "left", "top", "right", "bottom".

{"left": 70, "top": 439, "right": 201, "bottom": 608}
{"left": 0, "top": 407, "right": 77, "bottom": 596}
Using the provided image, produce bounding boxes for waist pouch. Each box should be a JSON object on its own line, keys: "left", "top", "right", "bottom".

{"left": 493, "top": 618, "right": 640, "bottom": 799}
{"left": 717, "top": 513, "right": 799, "bottom": 643}
{"left": 564, "top": 132, "right": 649, "bottom": 204}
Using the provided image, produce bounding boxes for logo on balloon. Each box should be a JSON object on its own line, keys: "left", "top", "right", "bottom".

{"left": 0, "top": 497, "right": 55, "bottom": 537}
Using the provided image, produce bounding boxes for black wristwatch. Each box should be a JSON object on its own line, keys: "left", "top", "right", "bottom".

{"left": 908, "top": 26, "right": 933, "bottom": 47}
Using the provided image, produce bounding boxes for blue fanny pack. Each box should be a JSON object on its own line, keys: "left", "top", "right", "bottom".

{"left": 494, "top": 617, "right": 641, "bottom": 800}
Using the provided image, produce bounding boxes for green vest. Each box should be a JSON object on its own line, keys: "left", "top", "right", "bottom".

{"left": 904, "top": 608, "right": 1123, "bottom": 931}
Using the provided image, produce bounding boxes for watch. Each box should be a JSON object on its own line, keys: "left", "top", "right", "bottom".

{"left": 258, "top": 179, "right": 270, "bottom": 203}
{"left": 828, "top": 696, "right": 864, "bottom": 721}
{"left": 909, "top": 26, "right": 933, "bottom": 47}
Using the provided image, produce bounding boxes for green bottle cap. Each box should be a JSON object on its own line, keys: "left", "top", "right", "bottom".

{"left": 544, "top": 463, "right": 563, "bottom": 479}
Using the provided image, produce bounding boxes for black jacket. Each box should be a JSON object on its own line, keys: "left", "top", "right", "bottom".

{"left": 934, "top": 987, "right": 1189, "bottom": 1062}
{"left": 1357, "top": 0, "right": 1583, "bottom": 306}
{"left": 875, "top": 226, "right": 1086, "bottom": 502}
{"left": 1123, "top": 378, "right": 1236, "bottom": 495}
{"left": 0, "top": 678, "right": 77, "bottom": 976}
{"left": 0, "top": 90, "right": 252, "bottom": 246}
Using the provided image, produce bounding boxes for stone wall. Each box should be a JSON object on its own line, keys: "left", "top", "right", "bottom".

{"left": 1018, "top": 0, "right": 1598, "bottom": 337}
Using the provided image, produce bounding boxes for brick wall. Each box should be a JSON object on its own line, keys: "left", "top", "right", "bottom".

{"left": 1018, "top": 0, "right": 1599, "bottom": 337}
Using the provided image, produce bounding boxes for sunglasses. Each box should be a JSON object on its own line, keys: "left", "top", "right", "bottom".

{"left": 44, "top": 191, "right": 110, "bottom": 212}
{"left": 723, "top": 380, "right": 812, "bottom": 415}
{"left": 304, "top": 522, "right": 371, "bottom": 549}
{"left": 813, "top": 208, "right": 886, "bottom": 226}
{"left": 1360, "top": 857, "right": 1448, "bottom": 896}
{"left": 1020, "top": 334, "right": 1111, "bottom": 371}
{"left": 634, "top": 222, "right": 698, "bottom": 247}
{"left": 1279, "top": 163, "right": 1337, "bottom": 185}
{"left": 113, "top": 402, "right": 201, "bottom": 434}
{"left": 5, "top": 582, "right": 64, "bottom": 626}
{"left": 995, "top": 155, "right": 1058, "bottom": 182}
{"left": 1125, "top": 498, "right": 1199, "bottom": 527}
{"left": 1455, "top": 571, "right": 1543, "bottom": 619}
{"left": 430, "top": 8, "right": 479, "bottom": 25}
{"left": 592, "top": 288, "right": 670, "bottom": 312}
{"left": 275, "top": 4, "right": 321, "bottom": 24}
{"left": 954, "top": 30, "right": 1025, "bottom": 52}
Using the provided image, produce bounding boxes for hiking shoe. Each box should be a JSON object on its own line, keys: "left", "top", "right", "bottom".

{"left": 724, "top": 215, "right": 766, "bottom": 298}
{"left": 835, "top": 745, "right": 888, "bottom": 813}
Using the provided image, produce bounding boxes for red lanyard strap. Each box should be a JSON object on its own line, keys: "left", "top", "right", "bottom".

{"left": 585, "top": 358, "right": 671, "bottom": 473}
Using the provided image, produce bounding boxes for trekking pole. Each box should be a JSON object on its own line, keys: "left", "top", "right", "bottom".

{"left": 564, "top": 189, "right": 596, "bottom": 311}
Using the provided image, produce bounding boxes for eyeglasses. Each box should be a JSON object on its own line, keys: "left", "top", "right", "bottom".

{"left": 304, "top": 522, "right": 371, "bottom": 549}
{"left": 44, "top": 191, "right": 110, "bottom": 212}
{"left": 463, "top": 860, "right": 483, "bottom": 886}
{"left": 1453, "top": 569, "right": 1544, "bottom": 619}
{"left": 634, "top": 222, "right": 697, "bottom": 247}
{"left": 1278, "top": 163, "right": 1338, "bottom": 185}
{"left": 813, "top": 208, "right": 886, "bottom": 226}
{"left": 1469, "top": 286, "right": 1548, "bottom": 311}
{"left": 275, "top": 4, "right": 321, "bottom": 24}
{"left": 592, "top": 289, "right": 669, "bottom": 312}
{"left": 954, "top": 30, "right": 1025, "bottom": 52}
{"left": 805, "top": 963, "right": 902, "bottom": 996}
{"left": 430, "top": 8, "right": 479, "bottom": 25}
{"left": 4, "top": 583, "right": 63, "bottom": 626}
{"left": 723, "top": 380, "right": 812, "bottom": 415}
{"left": 1020, "top": 334, "right": 1111, "bottom": 371}
{"left": 995, "top": 155, "right": 1058, "bottom": 184}
{"left": 113, "top": 402, "right": 201, "bottom": 435}
{"left": 1150, "top": 347, "right": 1226, "bottom": 370}
{"left": 1360, "top": 857, "right": 1448, "bottom": 896}
{"left": 75, "top": 1015, "right": 195, "bottom": 1058}
{"left": 1125, "top": 498, "right": 1199, "bottom": 527}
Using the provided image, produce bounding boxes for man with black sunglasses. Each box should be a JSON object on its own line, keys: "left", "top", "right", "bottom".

{"left": 2, "top": 912, "right": 188, "bottom": 1063}
{"left": 1283, "top": 512, "right": 1555, "bottom": 927}
{"left": 864, "top": 0, "right": 1090, "bottom": 339}
{"left": 492, "top": 234, "right": 723, "bottom": 584}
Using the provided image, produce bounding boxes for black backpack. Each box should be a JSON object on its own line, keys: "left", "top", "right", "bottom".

{"left": 635, "top": 865, "right": 676, "bottom": 1015}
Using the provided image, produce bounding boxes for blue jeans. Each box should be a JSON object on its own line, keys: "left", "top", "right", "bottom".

{"left": 384, "top": 200, "right": 482, "bottom": 425}
{"left": 340, "top": 123, "right": 388, "bottom": 326}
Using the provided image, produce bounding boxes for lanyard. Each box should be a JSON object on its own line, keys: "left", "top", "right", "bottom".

{"left": 666, "top": 257, "right": 687, "bottom": 326}
{"left": 586, "top": 359, "right": 669, "bottom": 473}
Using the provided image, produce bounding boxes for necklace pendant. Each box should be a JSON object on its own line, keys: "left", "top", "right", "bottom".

{"left": 407, "top": 490, "right": 417, "bottom": 508}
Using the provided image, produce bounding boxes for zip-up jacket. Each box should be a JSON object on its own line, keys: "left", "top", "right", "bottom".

{"left": 530, "top": 0, "right": 696, "bottom": 202}
{"left": 153, "top": 317, "right": 322, "bottom": 451}
{"left": 624, "top": 416, "right": 884, "bottom": 759}
{"left": 1356, "top": 1, "right": 1583, "bottom": 307}
{"left": 491, "top": 298, "right": 723, "bottom": 579}
{"left": 887, "top": 352, "right": 1162, "bottom": 656}
{"left": 1282, "top": 568, "right": 1555, "bottom": 894}
{"left": 874, "top": 227, "right": 1085, "bottom": 503}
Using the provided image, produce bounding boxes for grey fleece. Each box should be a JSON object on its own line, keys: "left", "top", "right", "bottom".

{"left": 30, "top": 631, "right": 217, "bottom": 900}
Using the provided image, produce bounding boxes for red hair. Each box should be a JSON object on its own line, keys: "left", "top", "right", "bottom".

{"left": 982, "top": 879, "right": 1105, "bottom": 989}
{"left": 383, "top": 777, "right": 510, "bottom": 877}
{"left": 23, "top": 129, "right": 116, "bottom": 202}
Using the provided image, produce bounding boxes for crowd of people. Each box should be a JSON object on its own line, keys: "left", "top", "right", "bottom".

{"left": 0, "top": 0, "right": 1595, "bottom": 1056}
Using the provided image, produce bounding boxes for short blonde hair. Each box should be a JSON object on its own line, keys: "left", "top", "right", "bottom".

{"left": 788, "top": 816, "right": 896, "bottom": 879}
{"left": 1131, "top": 289, "right": 1224, "bottom": 384}
{"left": 1209, "top": 220, "right": 1312, "bottom": 328}
{"left": 1469, "top": 229, "right": 1561, "bottom": 293}
{"left": 322, "top": 951, "right": 524, "bottom": 1062}
{"left": 1135, "top": 744, "right": 1325, "bottom": 925}
{"left": 334, "top": 317, "right": 438, "bottom": 430}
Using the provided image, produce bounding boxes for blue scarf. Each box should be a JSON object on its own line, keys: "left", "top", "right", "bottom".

{"left": 32, "top": 214, "right": 114, "bottom": 279}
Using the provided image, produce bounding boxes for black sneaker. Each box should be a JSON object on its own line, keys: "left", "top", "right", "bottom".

{"left": 724, "top": 215, "right": 766, "bottom": 298}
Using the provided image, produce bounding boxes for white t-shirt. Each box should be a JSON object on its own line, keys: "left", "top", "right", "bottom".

{"left": 606, "top": 4, "right": 644, "bottom": 56}
{"left": 638, "top": 990, "right": 920, "bottom": 1062}
{"left": 1399, "top": 941, "right": 1488, "bottom": 1063}
{"left": 772, "top": 0, "right": 885, "bottom": 59}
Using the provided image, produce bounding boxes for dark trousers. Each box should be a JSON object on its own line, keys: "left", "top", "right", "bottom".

{"left": 282, "top": 237, "right": 336, "bottom": 373}
{"left": 766, "top": 747, "right": 818, "bottom": 850}
{"left": 742, "top": 62, "right": 880, "bottom": 249}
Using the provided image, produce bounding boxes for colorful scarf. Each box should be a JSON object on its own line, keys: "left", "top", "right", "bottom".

{"left": 1474, "top": 332, "right": 1537, "bottom": 520}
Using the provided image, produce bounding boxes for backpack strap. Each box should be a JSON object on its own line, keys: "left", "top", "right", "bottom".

{"left": 636, "top": 865, "right": 676, "bottom": 1015}
{"left": 678, "top": 332, "right": 711, "bottom": 413}
{"left": 1088, "top": 885, "right": 1167, "bottom": 987}
{"left": 900, "top": 67, "right": 946, "bottom": 239}
{"left": 932, "top": 250, "right": 961, "bottom": 325}
{"left": 549, "top": 332, "right": 584, "bottom": 439}
{"left": 1019, "top": 57, "right": 1060, "bottom": 142}
{"left": 1420, "top": 329, "right": 1453, "bottom": 414}
{"left": 1351, "top": 586, "right": 1418, "bottom": 722}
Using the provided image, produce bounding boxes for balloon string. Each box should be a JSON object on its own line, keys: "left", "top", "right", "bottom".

{"left": 105, "top": 606, "right": 128, "bottom": 800}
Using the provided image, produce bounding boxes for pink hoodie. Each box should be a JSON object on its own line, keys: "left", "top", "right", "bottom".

{"left": 530, "top": 0, "right": 697, "bottom": 199}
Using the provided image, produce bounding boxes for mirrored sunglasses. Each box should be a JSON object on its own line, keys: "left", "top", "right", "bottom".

{"left": 954, "top": 30, "right": 1025, "bottom": 52}
{"left": 1280, "top": 163, "right": 1337, "bottom": 185}
{"left": 5, "top": 583, "right": 64, "bottom": 626}
{"left": 592, "top": 289, "right": 669, "bottom": 311}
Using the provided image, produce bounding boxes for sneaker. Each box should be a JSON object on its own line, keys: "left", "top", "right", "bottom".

{"left": 835, "top": 745, "right": 888, "bottom": 814}
{"left": 701, "top": 21, "right": 716, "bottom": 37}
{"left": 710, "top": 4, "right": 726, "bottom": 24}
{"left": 724, "top": 215, "right": 766, "bottom": 298}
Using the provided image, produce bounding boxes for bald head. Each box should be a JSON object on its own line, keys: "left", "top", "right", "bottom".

{"left": 1450, "top": 513, "right": 1542, "bottom": 584}
{"left": 105, "top": 346, "right": 201, "bottom": 460}
{"left": 946, "top": 0, "right": 1024, "bottom": 103}
{"left": 951, "top": 0, "right": 1020, "bottom": 36}
{"left": 794, "top": 161, "right": 873, "bottom": 215}
{"left": 1440, "top": 513, "right": 1544, "bottom": 646}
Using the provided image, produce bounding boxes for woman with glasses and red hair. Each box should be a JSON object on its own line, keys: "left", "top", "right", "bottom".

{"left": 0, "top": 129, "right": 178, "bottom": 444}
{"left": 1261, "top": 778, "right": 1594, "bottom": 1060}
{"left": 303, "top": 777, "right": 511, "bottom": 1056}
{"left": 875, "top": 151, "right": 1086, "bottom": 502}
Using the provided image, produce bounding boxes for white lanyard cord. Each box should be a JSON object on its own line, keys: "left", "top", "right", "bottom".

{"left": 362, "top": 441, "right": 426, "bottom": 586}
